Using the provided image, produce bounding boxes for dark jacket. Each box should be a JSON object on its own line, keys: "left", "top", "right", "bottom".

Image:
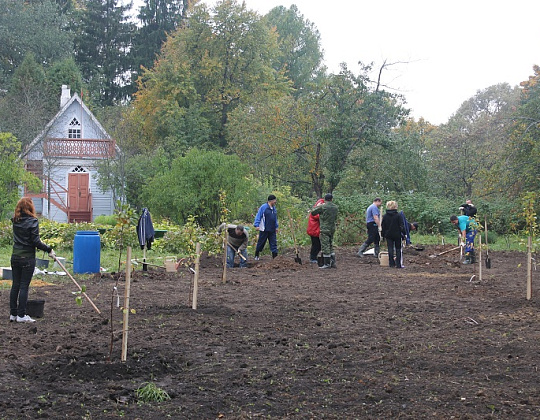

{"left": 137, "top": 208, "right": 155, "bottom": 250}
{"left": 381, "top": 209, "right": 405, "bottom": 241}
{"left": 12, "top": 216, "right": 52, "bottom": 257}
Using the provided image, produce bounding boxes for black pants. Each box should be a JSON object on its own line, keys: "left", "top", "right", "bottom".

{"left": 10, "top": 255, "right": 36, "bottom": 317}
{"left": 309, "top": 236, "right": 321, "bottom": 260}
{"left": 365, "top": 223, "right": 380, "bottom": 247}
{"left": 386, "top": 238, "right": 402, "bottom": 268}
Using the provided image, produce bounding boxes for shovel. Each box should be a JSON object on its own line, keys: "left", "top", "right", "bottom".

{"left": 226, "top": 241, "right": 247, "bottom": 261}
{"left": 484, "top": 218, "right": 491, "bottom": 269}
{"left": 286, "top": 209, "right": 302, "bottom": 264}
{"left": 429, "top": 246, "right": 461, "bottom": 258}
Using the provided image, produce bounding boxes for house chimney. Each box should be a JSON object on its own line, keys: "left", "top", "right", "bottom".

{"left": 60, "top": 85, "right": 71, "bottom": 108}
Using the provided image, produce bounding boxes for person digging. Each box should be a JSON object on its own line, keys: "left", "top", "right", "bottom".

{"left": 310, "top": 193, "right": 339, "bottom": 269}
{"left": 450, "top": 215, "right": 477, "bottom": 264}
{"left": 218, "top": 223, "right": 249, "bottom": 268}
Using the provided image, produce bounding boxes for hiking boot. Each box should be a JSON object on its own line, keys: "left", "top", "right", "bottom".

{"left": 16, "top": 315, "right": 36, "bottom": 323}
{"left": 462, "top": 256, "right": 471, "bottom": 265}
{"left": 319, "top": 256, "right": 331, "bottom": 269}
{"left": 330, "top": 254, "right": 337, "bottom": 268}
{"left": 356, "top": 243, "right": 368, "bottom": 257}
{"left": 272, "top": 252, "right": 278, "bottom": 259}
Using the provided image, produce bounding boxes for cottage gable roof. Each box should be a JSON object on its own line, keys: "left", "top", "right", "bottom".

{"left": 22, "top": 93, "right": 111, "bottom": 158}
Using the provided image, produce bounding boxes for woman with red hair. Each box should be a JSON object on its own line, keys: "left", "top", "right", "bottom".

{"left": 10, "top": 198, "right": 55, "bottom": 323}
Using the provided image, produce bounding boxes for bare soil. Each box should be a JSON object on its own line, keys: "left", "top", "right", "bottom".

{"left": 1, "top": 245, "right": 539, "bottom": 419}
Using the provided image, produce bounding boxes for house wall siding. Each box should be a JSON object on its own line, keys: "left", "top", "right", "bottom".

{"left": 39, "top": 158, "right": 115, "bottom": 223}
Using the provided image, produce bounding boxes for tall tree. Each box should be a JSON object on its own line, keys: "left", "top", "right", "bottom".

{"left": 228, "top": 94, "right": 324, "bottom": 196}
{"left": 264, "top": 5, "right": 324, "bottom": 96}
{"left": 426, "top": 83, "right": 519, "bottom": 199}
{"left": 504, "top": 66, "right": 540, "bottom": 197}
{"left": 228, "top": 63, "right": 409, "bottom": 196}
{"left": 73, "top": 0, "right": 134, "bottom": 106}
{"left": 0, "top": 0, "right": 73, "bottom": 86}
{"left": 318, "top": 63, "right": 408, "bottom": 191}
{"left": 131, "top": 0, "right": 291, "bottom": 151}
{"left": 0, "top": 54, "right": 57, "bottom": 149}
{"left": 131, "top": 0, "right": 191, "bottom": 78}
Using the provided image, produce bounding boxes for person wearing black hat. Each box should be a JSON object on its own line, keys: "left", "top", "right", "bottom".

{"left": 253, "top": 195, "right": 279, "bottom": 260}
{"left": 310, "top": 193, "right": 338, "bottom": 269}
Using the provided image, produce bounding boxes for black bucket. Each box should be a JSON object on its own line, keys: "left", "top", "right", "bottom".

{"left": 27, "top": 299, "right": 45, "bottom": 318}
{"left": 36, "top": 258, "right": 49, "bottom": 269}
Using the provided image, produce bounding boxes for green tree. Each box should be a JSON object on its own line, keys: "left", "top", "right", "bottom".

{"left": 73, "top": 0, "right": 134, "bottom": 106}
{"left": 504, "top": 66, "right": 540, "bottom": 198}
{"left": 142, "top": 149, "right": 258, "bottom": 227}
{"left": 131, "top": 0, "right": 190, "bottom": 78}
{"left": 0, "top": 0, "right": 73, "bottom": 86}
{"left": 318, "top": 63, "right": 409, "bottom": 192}
{"left": 426, "top": 83, "right": 519, "bottom": 199}
{"left": 0, "top": 133, "right": 41, "bottom": 219}
{"left": 131, "top": 0, "right": 291, "bottom": 151}
{"left": 264, "top": 5, "right": 324, "bottom": 96}
{"left": 0, "top": 53, "right": 57, "bottom": 149}
{"left": 46, "top": 57, "right": 85, "bottom": 101}
{"left": 227, "top": 94, "right": 324, "bottom": 197}
{"left": 336, "top": 118, "right": 433, "bottom": 195}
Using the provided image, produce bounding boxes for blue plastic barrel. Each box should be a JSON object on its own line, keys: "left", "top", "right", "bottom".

{"left": 73, "top": 231, "right": 101, "bottom": 274}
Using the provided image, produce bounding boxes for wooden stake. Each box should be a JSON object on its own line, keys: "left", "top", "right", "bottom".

{"left": 192, "top": 242, "right": 201, "bottom": 310}
{"left": 478, "top": 235, "right": 482, "bottom": 282}
{"left": 221, "top": 237, "right": 227, "bottom": 284}
{"left": 121, "top": 246, "right": 132, "bottom": 362}
{"left": 527, "top": 236, "right": 532, "bottom": 300}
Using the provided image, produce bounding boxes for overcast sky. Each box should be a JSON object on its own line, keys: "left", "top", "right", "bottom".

{"left": 133, "top": 0, "right": 540, "bottom": 124}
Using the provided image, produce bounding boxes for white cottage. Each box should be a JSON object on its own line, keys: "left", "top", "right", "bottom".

{"left": 22, "top": 85, "right": 118, "bottom": 223}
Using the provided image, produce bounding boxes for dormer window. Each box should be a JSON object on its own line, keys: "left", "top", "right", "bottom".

{"left": 68, "top": 117, "right": 81, "bottom": 139}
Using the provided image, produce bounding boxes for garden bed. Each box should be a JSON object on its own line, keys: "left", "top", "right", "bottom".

{"left": 0, "top": 245, "right": 538, "bottom": 418}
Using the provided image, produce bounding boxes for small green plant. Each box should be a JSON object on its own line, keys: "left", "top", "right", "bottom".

{"left": 135, "top": 382, "right": 171, "bottom": 403}
{"left": 72, "top": 285, "right": 87, "bottom": 305}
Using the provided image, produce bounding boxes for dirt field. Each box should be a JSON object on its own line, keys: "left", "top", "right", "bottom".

{"left": 1, "top": 244, "right": 539, "bottom": 419}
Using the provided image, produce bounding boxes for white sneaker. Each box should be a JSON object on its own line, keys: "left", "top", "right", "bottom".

{"left": 16, "top": 315, "right": 36, "bottom": 323}
{"left": 254, "top": 256, "right": 260, "bottom": 261}
{"left": 9, "top": 315, "right": 16, "bottom": 322}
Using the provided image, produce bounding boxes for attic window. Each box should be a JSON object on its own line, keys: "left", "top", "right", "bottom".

{"left": 68, "top": 117, "right": 81, "bottom": 139}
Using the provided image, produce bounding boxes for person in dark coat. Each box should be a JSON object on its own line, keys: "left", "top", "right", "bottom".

{"left": 10, "top": 197, "right": 54, "bottom": 323}
{"left": 381, "top": 200, "right": 405, "bottom": 268}
{"left": 459, "top": 199, "right": 477, "bottom": 218}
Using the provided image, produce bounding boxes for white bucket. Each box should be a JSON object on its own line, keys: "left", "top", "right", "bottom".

{"left": 379, "top": 252, "right": 389, "bottom": 266}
